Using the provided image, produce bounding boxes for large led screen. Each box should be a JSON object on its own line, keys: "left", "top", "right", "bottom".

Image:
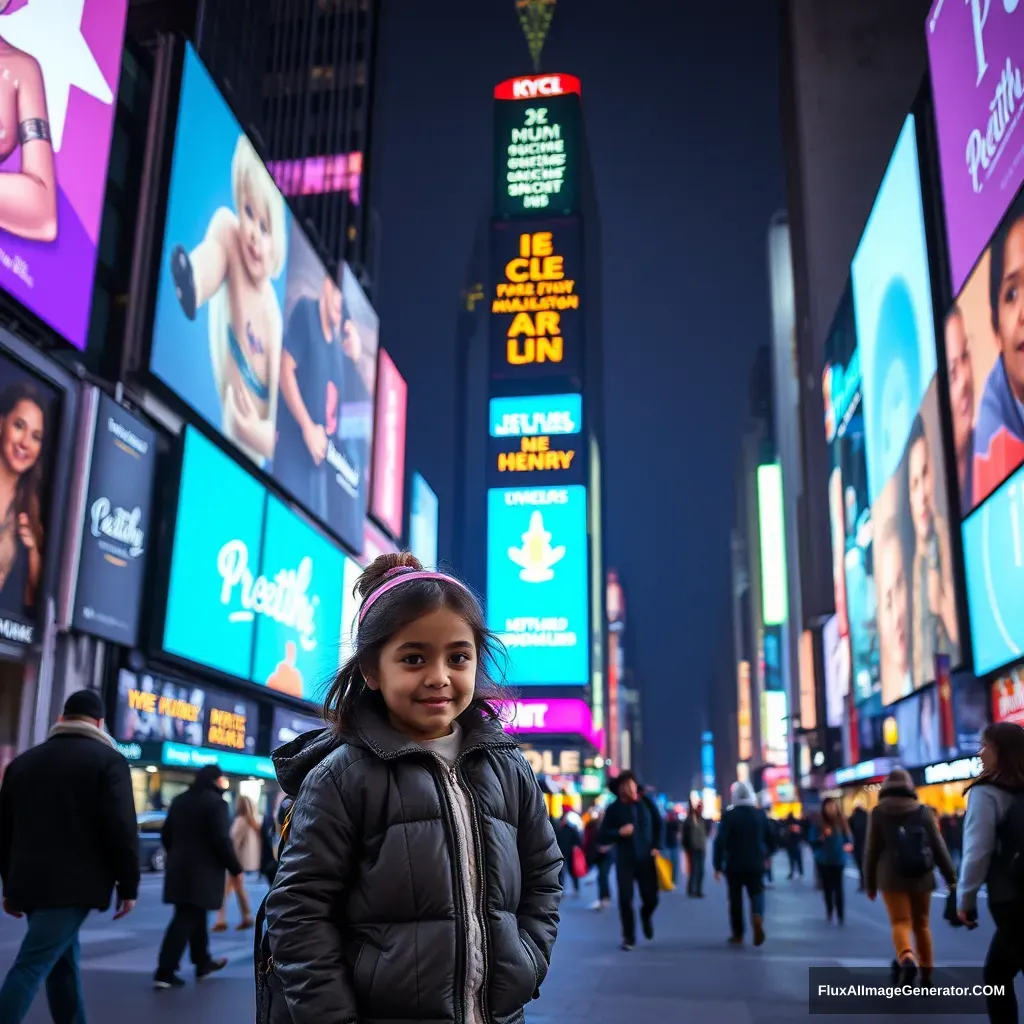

{"left": 370, "top": 349, "right": 407, "bottom": 539}
{"left": 488, "top": 392, "right": 583, "bottom": 487}
{"left": 895, "top": 688, "right": 941, "bottom": 769}
{"left": 993, "top": 667, "right": 1024, "bottom": 727}
{"left": 489, "top": 220, "right": 583, "bottom": 382}
{"left": 851, "top": 115, "right": 962, "bottom": 703}
{"left": 0, "top": 346, "right": 60, "bottom": 646}
{"left": 486, "top": 484, "right": 588, "bottom": 686}
{"left": 823, "top": 285, "right": 878, "bottom": 706}
{"left": 493, "top": 74, "right": 581, "bottom": 220}
{"left": 963, "top": 458, "right": 1024, "bottom": 676}
{"left": 944, "top": 188, "right": 1024, "bottom": 514}
{"left": 149, "top": 45, "right": 377, "bottom": 554}
{"left": 822, "top": 614, "right": 846, "bottom": 729}
{"left": 927, "top": 0, "right": 1024, "bottom": 295}
{"left": 409, "top": 472, "right": 438, "bottom": 569}
{"left": 163, "top": 428, "right": 345, "bottom": 703}
{"left": 0, "top": 0, "right": 127, "bottom": 350}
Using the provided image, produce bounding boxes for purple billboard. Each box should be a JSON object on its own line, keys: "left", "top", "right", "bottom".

{"left": 927, "top": 0, "right": 1024, "bottom": 293}
{"left": 0, "top": 0, "right": 127, "bottom": 350}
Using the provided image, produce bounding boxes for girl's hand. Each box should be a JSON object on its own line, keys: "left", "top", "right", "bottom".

{"left": 843, "top": 843, "right": 853, "bottom": 853}
{"left": 17, "top": 514, "right": 36, "bottom": 551}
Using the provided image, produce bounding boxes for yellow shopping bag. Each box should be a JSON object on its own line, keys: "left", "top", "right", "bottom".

{"left": 655, "top": 853, "right": 675, "bottom": 892}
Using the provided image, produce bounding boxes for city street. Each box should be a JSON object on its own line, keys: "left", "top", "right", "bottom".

{"left": 0, "top": 855, "right": 1013, "bottom": 1022}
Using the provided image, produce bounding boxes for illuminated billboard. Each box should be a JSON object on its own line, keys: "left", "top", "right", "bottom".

{"left": 757, "top": 463, "right": 788, "bottom": 626}
{"left": 737, "top": 660, "right": 753, "bottom": 762}
{"left": 370, "top": 349, "right": 408, "bottom": 538}
{"left": 489, "top": 221, "right": 583, "bottom": 381}
{"left": 493, "top": 73, "right": 581, "bottom": 220}
{"left": 409, "top": 473, "right": 439, "bottom": 569}
{"left": 798, "top": 629, "right": 818, "bottom": 730}
{"left": 488, "top": 392, "right": 583, "bottom": 485}
{"left": 761, "top": 689, "right": 790, "bottom": 767}
{"left": 486, "top": 485, "right": 588, "bottom": 686}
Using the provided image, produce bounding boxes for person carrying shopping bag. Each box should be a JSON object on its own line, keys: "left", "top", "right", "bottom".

{"left": 864, "top": 767, "right": 956, "bottom": 986}
{"left": 213, "top": 795, "right": 261, "bottom": 932}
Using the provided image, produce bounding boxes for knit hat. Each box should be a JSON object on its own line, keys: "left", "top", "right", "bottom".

{"left": 195, "top": 764, "right": 224, "bottom": 788}
{"left": 882, "top": 767, "right": 915, "bottom": 792}
{"left": 62, "top": 689, "right": 105, "bottom": 722}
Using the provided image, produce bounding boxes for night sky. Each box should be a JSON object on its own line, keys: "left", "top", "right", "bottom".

{"left": 369, "top": 1, "right": 786, "bottom": 795}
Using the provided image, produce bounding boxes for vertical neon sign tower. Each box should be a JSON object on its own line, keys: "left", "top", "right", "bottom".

{"left": 485, "top": 66, "right": 607, "bottom": 775}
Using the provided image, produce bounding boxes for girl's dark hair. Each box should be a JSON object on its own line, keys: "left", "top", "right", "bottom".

{"left": 967, "top": 721, "right": 1024, "bottom": 792}
{"left": 820, "top": 796, "right": 849, "bottom": 835}
{"left": 323, "top": 552, "right": 513, "bottom": 734}
{"left": 989, "top": 188, "right": 1024, "bottom": 335}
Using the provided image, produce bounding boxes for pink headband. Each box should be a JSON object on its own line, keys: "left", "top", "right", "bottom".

{"left": 357, "top": 569, "right": 469, "bottom": 625}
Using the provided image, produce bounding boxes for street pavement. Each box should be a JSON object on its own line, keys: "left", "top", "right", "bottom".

{"left": 0, "top": 852, "right": 1016, "bottom": 1022}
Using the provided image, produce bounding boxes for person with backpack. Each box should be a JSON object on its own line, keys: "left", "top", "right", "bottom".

{"left": 957, "top": 721, "right": 1024, "bottom": 1024}
{"left": 864, "top": 767, "right": 956, "bottom": 987}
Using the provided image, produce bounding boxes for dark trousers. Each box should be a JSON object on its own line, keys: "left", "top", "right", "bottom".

{"left": 559, "top": 861, "right": 580, "bottom": 893}
{"left": 764, "top": 851, "right": 774, "bottom": 883}
{"left": 595, "top": 854, "right": 612, "bottom": 901}
{"left": 819, "top": 864, "right": 845, "bottom": 921}
{"left": 157, "top": 903, "right": 212, "bottom": 978}
{"left": 0, "top": 907, "right": 89, "bottom": 1024}
{"left": 687, "top": 850, "right": 705, "bottom": 895}
{"left": 853, "top": 846, "right": 865, "bottom": 888}
{"left": 985, "top": 900, "right": 1024, "bottom": 1024}
{"left": 787, "top": 844, "right": 803, "bottom": 877}
{"left": 665, "top": 844, "right": 680, "bottom": 884}
{"left": 616, "top": 855, "right": 658, "bottom": 944}
{"left": 726, "top": 870, "right": 765, "bottom": 940}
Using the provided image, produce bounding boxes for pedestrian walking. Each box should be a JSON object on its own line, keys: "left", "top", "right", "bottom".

{"left": 808, "top": 798, "right": 852, "bottom": 924}
{"left": 583, "top": 809, "right": 613, "bottom": 910}
{"left": 682, "top": 797, "right": 708, "bottom": 897}
{"left": 555, "top": 809, "right": 584, "bottom": 897}
{"left": 713, "top": 781, "right": 769, "bottom": 947}
{"left": 263, "top": 553, "right": 562, "bottom": 1023}
{"left": 784, "top": 813, "right": 804, "bottom": 878}
{"left": 849, "top": 804, "right": 868, "bottom": 890}
{"left": 599, "top": 770, "right": 662, "bottom": 951}
{"left": 864, "top": 767, "right": 956, "bottom": 987}
{"left": 0, "top": 690, "right": 140, "bottom": 1024}
{"left": 212, "top": 794, "right": 260, "bottom": 932}
{"left": 663, "top": 808, "right": 682, "bottom": 886}
{"left": 154, "top": 764, "right": 244, "bottom": 989}
{"left": 957, "top": 721, "right": 1024, "bottom": 1024}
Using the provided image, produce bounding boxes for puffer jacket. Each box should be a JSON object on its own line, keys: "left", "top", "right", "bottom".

{"left": 265, "top": 702, "right": 563, "bottom": 1024}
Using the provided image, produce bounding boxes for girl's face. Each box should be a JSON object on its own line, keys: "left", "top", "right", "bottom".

{"left": 0, "top": 399, "right": 43, "bottom": 476}
{"left": 980, "top": 737, "right": 996, "bottom": 773}
{"left": 367, "top": 606, "right": 477, "bottom": 741}
{"left": 239, "top": 184, "right": 274, "bottom": 283}
{"left": 996, "top": 219, "right": 1024, "bottom": 397}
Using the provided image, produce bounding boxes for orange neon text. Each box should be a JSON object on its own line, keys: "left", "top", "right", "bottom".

{"left": 128, "top": 688, "right": 200, "bottom": 724}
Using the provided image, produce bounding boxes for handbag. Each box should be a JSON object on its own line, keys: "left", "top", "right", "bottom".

{"left": 571, "top": 845, "right": 588, "bottom": 879}
{"left": 655, "top": 853, "right": 675, "bottom": 892}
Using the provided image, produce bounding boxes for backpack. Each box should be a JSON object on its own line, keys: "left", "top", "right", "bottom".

{"left": 889, "top": 808, "right": 935, "bottom": 879}
{"left": 255, "top": 805, "right": 294, "bottom": 1024}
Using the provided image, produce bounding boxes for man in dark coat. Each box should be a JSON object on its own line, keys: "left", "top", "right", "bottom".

{"left": 0, "top": 689, "right": 139, "bottom": 1023}
{"left": 599, "top": 771, "right": 663, "bottom": 951}
{"left": 713, "top": 781, "right": 771, "bottom": 946}
{"left": 154, "top": 764, "right": 243, "bottom": 988}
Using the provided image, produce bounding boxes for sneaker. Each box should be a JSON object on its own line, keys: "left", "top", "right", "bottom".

{"left": 727, "top": 935, "right": 743, "bottom": 945}
{"left": 752, "top": 915, "right": 765, "bottom": 947}
{"left": 154, "top": 974, "right": 186, "bottom": 990}
{"left": 621, "top": 942, "right": 634, "bottom": 951}
{"left": 641, "top": 914, "right": 654, "bottom": 941}
{"left": 196, "top": 957, "right": 229, "bottom": 981}
{"left": 589, "top": 900, "right": 604, "bottom": 911}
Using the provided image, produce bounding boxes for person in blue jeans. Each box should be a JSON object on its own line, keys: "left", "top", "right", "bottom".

{"left": 0, "top": 690, "right": 140, "bottom": 1023}
{"left": 809, "top": 797, "right": 852, "bottom": 924}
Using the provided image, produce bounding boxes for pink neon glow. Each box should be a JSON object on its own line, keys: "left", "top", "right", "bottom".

{"left": 266, "top": 152, "right": 363, "bottom": 202}
{"left": 497, "top": 699, "right": 603, "bottom": 750}
{"left": 360, "top": 518, "right": 398, "bottom": 568}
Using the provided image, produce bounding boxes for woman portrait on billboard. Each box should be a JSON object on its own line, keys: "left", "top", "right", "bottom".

{"left": 0, "top": 380, "right": 48, "bottom": 614}
{"left": 0, "top": 0, "right": 58, "bottom": 244}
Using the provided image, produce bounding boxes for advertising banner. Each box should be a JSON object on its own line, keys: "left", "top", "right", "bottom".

{"left": 409, "top": 472, "right": 438, "bottom": 568}
{"left": 926, "top": 0, "right": 1024, "bottom": 294}
{"left": 0, "top": 348, "right": 60, "bottom": 646}
{"left": 894, "top": 688, "right": 941, "bottom": 769}
{"left": 488, "top": 392, "right": 583, "bottom": 486}
{"left": 487, "top": 484, "right": 588, "bottom": 686}
{"left": 271, "top": 706, "right": 324, "bottom": 749}
{"left": 519, "top": 747, "right": 583, "bottom": 776}
{"left": 72, "top": 395, "right": 155, "bottom": 645}
{"left": 497, "top": 697, "right": 602, "bottom": 748}
{"left": 489, "top": 220, "right": 583, "bottom": 381}
{"left": 370, "top": 349, "right": 407, "bottom": 539}
{"left": 757, "top": 464, "right": 788, "bottom": 626}
{"left": 798, "top": 629, "right": 818, "bottom": 730}
{"left": 493, "top": 74, "right": 581, "bottom": 220}
{"left": 852, "top": 115, "right": 962, "bottom": 702}
{"left": 149, "top": 45, "right": 377, "bottom": 554}
{"left": 114, "top": 669, "right": 258, "bottom": 756}
{"left": 944, "top": 188, "right": 1024, "bottom": 515}
{"left": 760, "top": 689, "right": 789, "bottom": 767}
{"left": 737, "top": 660, "right": 752, "bottom": 761}
{"left": 0, "top": 0, "right": 127, "bottom": 349}
{"left": 822, "top": 614, "right": 846, "bottom": 729}
{"left": 162, "top": 428, "right": 345, "bottom": 703}
{"left": 992, "top": 667, "right": 1024, "bottom": 727}
{"left": 952, "top": 671, "right": 989, "bottom": 756}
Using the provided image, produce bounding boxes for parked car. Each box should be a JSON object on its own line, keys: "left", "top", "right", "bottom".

{"left": 138, "top": 810, "right": 167, "bottom": 871}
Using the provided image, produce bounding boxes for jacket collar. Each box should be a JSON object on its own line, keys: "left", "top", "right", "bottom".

{"left": 48, "top": 720, "right": 115, "bottom": 749}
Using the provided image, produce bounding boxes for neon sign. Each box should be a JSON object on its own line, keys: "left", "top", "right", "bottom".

{"left": 488, "top": 394, "right": 584, "bottom": 483}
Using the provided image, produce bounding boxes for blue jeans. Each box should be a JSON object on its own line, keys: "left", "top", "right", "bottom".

{"left": 0, "top": 907, "right": 90, "bottom": 1023}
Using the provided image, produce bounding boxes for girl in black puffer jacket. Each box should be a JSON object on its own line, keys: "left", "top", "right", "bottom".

{"left": 264, "top": 553, "right": 563, "bottom": 1024}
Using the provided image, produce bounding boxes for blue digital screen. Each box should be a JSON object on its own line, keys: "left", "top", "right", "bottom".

{"left": 489, "top": 394, "right": 582, "bottom": 437}
{"left": 963, "top": 462, "right": 1024, "bottom": 676}
{"left": 409, "top": 473, "right": 439, "bottom": 568}
{"left": 163, "top": 428, "right": 345, "bottom": 701}
{"left": 486, "top": 485, "right": 589, "bottom": 686}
